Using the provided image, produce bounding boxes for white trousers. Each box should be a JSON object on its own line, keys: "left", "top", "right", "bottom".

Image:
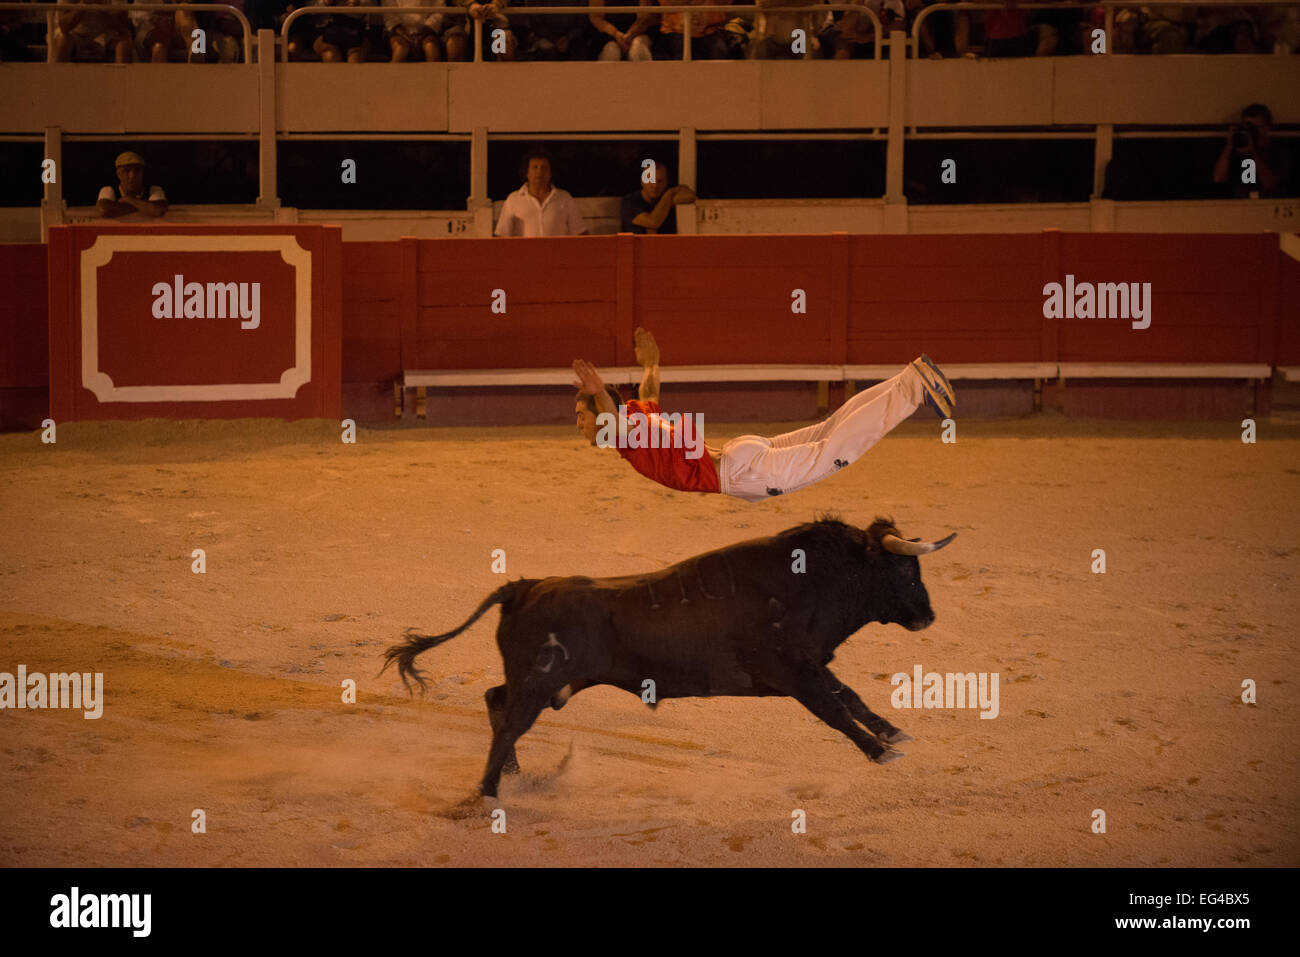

{"left": 718, "top": 366, "right": 925, "bottom": 502}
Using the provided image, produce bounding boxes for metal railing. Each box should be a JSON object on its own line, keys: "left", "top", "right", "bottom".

{"left": 10, "top": 1, "right": 1297, "bottom": 66}
{"left": 0, "top": 3, "right": 254, "bottom": 64}
{"left": 911, "top": 1, "right": 1300, "bottom": 59}
{"left": 279, "top": 4, "right": 884, "bottom": 62}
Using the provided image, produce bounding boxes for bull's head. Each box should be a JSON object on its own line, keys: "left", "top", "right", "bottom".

{"left": 866, "top": 517, "right": 956, "bottom": 632}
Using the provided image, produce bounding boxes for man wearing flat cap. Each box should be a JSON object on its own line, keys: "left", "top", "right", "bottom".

{"left": 97, "top": 151, "right": 168, "bottom": 218}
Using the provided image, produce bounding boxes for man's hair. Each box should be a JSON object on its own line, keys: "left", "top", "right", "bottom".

{"left": 579, "top": 384, "right": 624, "bottom": 415}
{"left": 645, "top": 159, "right": 673, "bottom": 185}
{"left": 520, "top": 146, "right": 554, "bottom": 178}
{"left": 1243, "top": 104, "right": 1272, "bottom": 125}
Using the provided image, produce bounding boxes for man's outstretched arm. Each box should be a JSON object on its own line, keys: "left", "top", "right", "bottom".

{"left": 635, "top": 327, "right": 660, "bottom": 404}
{"left": 573, "top": 359, "right": 618, "bottom": 416}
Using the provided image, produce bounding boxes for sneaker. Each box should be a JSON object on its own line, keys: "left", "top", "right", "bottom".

{"left": 910, "top": 354, "right": 956, "bottom": 418}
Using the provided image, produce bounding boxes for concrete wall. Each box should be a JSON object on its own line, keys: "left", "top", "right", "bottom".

{"left": 7, "top": 56, "right": 1295, "bottom": 135}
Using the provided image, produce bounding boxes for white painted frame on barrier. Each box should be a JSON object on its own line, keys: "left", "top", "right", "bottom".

{"left": 79, "top": 234, "right": 313, "bottom": 402}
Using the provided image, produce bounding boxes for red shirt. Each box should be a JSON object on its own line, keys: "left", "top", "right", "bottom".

{"left": 616, "top": 399, "right": 721, "bottom": 494}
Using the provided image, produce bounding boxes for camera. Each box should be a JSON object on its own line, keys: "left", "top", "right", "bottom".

{"left": 1231, "top": 124, "right": 1257, "bottom": 151}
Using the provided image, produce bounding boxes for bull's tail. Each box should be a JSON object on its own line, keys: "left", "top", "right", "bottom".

{"left": 380, "top": 580, "right": 532, "bottom": 695}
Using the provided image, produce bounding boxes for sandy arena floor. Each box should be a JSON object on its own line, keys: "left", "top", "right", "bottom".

{"left": 1, "top": 413, "right": 1297, "bottom": 867}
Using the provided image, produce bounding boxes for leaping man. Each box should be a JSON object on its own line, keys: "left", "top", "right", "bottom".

{"left": 572, "top": 328, "right": 956, "bottom": 502}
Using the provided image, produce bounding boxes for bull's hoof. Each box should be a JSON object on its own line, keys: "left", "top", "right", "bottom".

{"left": 872, "top": 748, "right": 905, "bottom": 764}
{"left": 444, "top": 793, "right": 496, "bottom": 819}
{"left": 880, "top": 730, "right": 913, "bottom": 745}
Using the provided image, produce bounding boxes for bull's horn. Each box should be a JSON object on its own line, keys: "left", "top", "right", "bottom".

{"left": 881, "top": 532, "right": 957, "bottom": 556}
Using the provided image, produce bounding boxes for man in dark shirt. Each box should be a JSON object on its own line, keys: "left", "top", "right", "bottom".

{"left": 619, "top": 158, "right": 696, "bottom": 234}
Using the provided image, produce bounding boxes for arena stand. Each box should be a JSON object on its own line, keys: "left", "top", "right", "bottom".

{"left": 1, "top": 2, "right": 1298, "bottom": 429}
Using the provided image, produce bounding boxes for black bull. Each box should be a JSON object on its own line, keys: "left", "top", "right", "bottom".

{"left": 382, "top": 516, "right": 955, "bottom": 798}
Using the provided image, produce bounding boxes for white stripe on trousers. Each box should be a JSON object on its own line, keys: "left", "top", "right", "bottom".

{"left": 718, "top": 366, "right": 925, "bottom": 502}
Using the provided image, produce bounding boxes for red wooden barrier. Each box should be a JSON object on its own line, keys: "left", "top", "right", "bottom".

{"left": 47, "top": 225, "right": 342, "bottom": 422}
{"left": 0, "top": 244, "right": 49, "bottom": 430}
{"left": 1055, "top": 233, "right": 1276, "bottom": 364}
{"left": 405, "top": 235, "right": 619, "bottom": 370}
{"left": 342, "top": 240, "right": 402, "bottom": 383}
{"left": 1, "top": 230, "right": 1291, "bottom": 429}
{"left": 848, "top": 234, "right": 1045, "bottom": 364}
{"left": 633, "top": 234, "right": 843, "bottom": 365}
{"left": 396, "top": 231, "right": 1286, "bottom": 371}
{"left": 1276, "top": 241, "right": 1300, "bottom": 366}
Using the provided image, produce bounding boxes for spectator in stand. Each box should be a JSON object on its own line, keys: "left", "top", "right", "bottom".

{"left": 131, "top": 0, "right": 184, "bottom": 63}
{"left": 1031, "top": 0, "right": 1087, "bottom": 55}
{"left": 1196, "top": 5, "right": 1260, "bottom": 53}
{"left": 383, "top": 0, "right": 447, "bottom": 61}
{"left": 253, "top": 0, "right": 324, "bottom": 48}
{"left": 1262, "top": 6, "right": 1300, "bottom": 53}
{"left": 284, "top": 0, "right": 371, "bottom": 61}
{"left": 280, "top": 3, "right": 314, "bottom": 59}
{"left": 1108, "top": 7, "right": 1138, "bottom": 53}
{"left": 620, "top": 158, "right": 695, "bottom": 233}
{"left": 515, "top": 0, "right": 591, "bottom": 59}
{"left": 98, "top": 151, "right": 168, "bottom": 218}
{"left": 1135, "top": 4, "right": 1194, "bottom": 54}
{"left": 446, "top": 0, "right": 517, "bottom": 60}
{"left": 720, "top": 15, "right": 748, "bottom": 57}
{"left": 316, "top": 0, "right": 376, "bottom": 62}
{"left": 653, "top": 0, "right": 727, "bottom": 59}
{"left": 821, "top": 0, "right": 908, "bottom": 59}
{"left": 176, "top": 0, "right": 246, "bottom": 62}
{"left": 53, "top": 0, "right": 133, "bottom": 62}
{"left": 495, "top": 147, "right": 586, "bottom": 236}
{"left": 1214, "top": 104, "right": 1291, "bottom": 198}
{"left": 981, "top": 0, "right": 1032, "bottom": 57}
{"left": 748, "top": 0, "right": 828, "bottom": 59}
{"left": 911, "top": 0, "right": 973, "bottom": 59}
{"left": 589, "top": 0, "right": 654, "bottom": 60}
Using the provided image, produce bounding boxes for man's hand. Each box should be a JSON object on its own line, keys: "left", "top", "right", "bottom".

{"left": 633, "top": 328, "right": 660, "bottom": 403}
{"left": 572, "top": 359, "right": 605, "bottom": 395}
{"left": 672, "top": 185, "right": 697, "bottom": 205}
{"left": 634, "top": 327, "right": 659, "bottom": 368}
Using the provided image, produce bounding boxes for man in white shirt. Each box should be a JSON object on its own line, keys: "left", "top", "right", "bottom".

{"left": 494, "top": 148, "right": 586, "bottom": 237}
{"left": 97, "top": 151, "right": 168, "bottom": 218}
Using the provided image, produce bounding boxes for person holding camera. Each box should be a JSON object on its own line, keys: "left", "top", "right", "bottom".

{"left": 1213, "top": 104, "right": 1290, "bottom": 199}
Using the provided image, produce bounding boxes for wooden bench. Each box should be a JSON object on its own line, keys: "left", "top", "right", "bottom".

{"left": 399, "top": 364, "right": 843, "bottom": 418}
{"left": 399, "top": 361, "right": 1278, "bottom": 418}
